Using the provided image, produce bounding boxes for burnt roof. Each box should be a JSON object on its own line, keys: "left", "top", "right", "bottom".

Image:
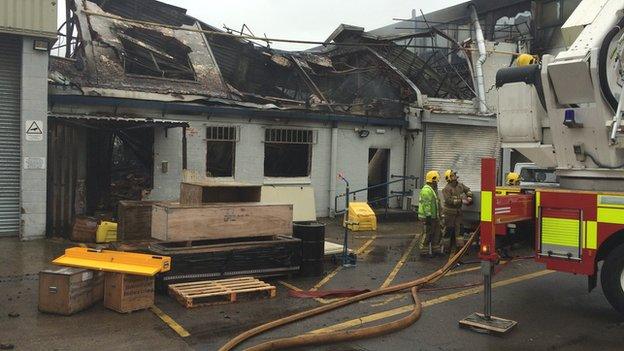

{"left": 51, "top": 0, "right": 475, "bottom": 119}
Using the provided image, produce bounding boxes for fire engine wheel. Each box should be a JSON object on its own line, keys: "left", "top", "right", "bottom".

{"left": 600, "top": 243, "right": 624, "bottom": 314}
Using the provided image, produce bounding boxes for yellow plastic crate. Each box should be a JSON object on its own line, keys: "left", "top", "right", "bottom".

{"left": 343, "top": 202, "right": 377, "bottom": 231}
{"left": 96, "top": 221, "right": 118, "bottom": 243}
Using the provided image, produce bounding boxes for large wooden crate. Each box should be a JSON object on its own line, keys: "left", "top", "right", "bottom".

{"left": 118, "top": 201, "right": 156, "bottom": 241}
{"left": 180, "top": 182, "right": 261, "bottom": 205}
{"left": 151, "top": 203, "right": 293, "bottom": 241}
{"left": 38, "top": 268, "right": 102, "bottom": 315}
{"left": 103, "top": 273, "right": 154, "bottom": 313}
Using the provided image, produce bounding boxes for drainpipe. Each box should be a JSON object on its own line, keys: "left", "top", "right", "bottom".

{"left": 469, "top": 4, "right": 488, "bottom": 114}
{"left": 329, "top": 124, "right": 339, "bottom": 218}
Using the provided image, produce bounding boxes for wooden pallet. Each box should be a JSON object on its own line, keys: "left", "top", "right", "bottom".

{"left": 168, "top": 277, "right": 276, "bottom": 308}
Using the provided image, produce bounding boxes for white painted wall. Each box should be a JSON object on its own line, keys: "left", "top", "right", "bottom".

{"left": 147, "top": 115, "right": 406, "bottom": 218}
{"left": 21, "top": 37, "right": 49, "bottom": 240}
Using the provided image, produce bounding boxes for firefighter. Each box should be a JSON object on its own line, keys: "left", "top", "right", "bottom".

{"left": 442, "top": 170, "right": 473, "bottom": 253}
{"left": 418, "top": 171, "right": 442, "bottom": 257}
{"left": 506, "top": 172, "right": 521, "bottom": 186}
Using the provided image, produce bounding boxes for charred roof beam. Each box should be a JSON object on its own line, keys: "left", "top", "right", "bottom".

{"left": 291, "top": 56, "right": 334, "bottom": 112}
{"left": 365, "top": 48, "right": 423, "bottom": 106}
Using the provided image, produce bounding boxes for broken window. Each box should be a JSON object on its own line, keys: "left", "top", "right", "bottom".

{"left": 264, "top": 129, "right": 314, "bottom": 177}
{"left": 206, "top": 126, "right": 237, "bottom": 177}
{"left": 118, "top": 27, "right": 196, "bottom": 80}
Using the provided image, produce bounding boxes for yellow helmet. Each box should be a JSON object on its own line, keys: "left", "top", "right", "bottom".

{"left": 426, "top": 171, "right": 440, "bottom": 183}
{"left": 506, "top": 172, "right": 521, "bottom": 186}
{"left": 517, "top": 54, "right": 536, "bottom": 67}
{"left": 444, "top": 169, "right": 457, "bottom": 182}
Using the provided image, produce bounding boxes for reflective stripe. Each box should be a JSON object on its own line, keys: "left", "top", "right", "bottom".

{"left": 585, "top": 221, "right": 597, "bottom": 250}
{"left": 598, "top": 195, "right": 624, "bottom": 208}
{"left": 535, "top": 191, "right": 541, "bottom": 217}
{"left": 541, "top": 217, "right": 580, "bottom": 247}
{"left": 481, "top": 191, "right": 492, "bottom": 222}
{"left": 597, "top": 208, "right": 624, "bottom": 225}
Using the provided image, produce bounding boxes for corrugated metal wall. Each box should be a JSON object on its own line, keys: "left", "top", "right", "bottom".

{"left": 0, "top": 36, "right": 21, "bottom": 236}
{"left": 0, "top": 0, "right": 57, "bottom": 38}
{"left": 424, "top": 123, "right": 499, "bottom": 190}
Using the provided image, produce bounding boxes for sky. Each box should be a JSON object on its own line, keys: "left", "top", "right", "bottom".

{"left": 59, "top": 0, "right": 467, "bottom": 51}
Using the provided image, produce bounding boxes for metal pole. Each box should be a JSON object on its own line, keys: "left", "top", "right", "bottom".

{"left": 342, "top": 184, "right": 351, "bottom": 267}
{"left": 482, "top": 260, "right": 493, "bottom": 320}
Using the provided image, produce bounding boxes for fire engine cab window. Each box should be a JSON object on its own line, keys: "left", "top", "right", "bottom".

{"left": 206, "top": 126, "right": 236, "bottom": 177}
{"left": 264, "top": 129, "right": 313, "bottom": 177}
{"left": 119, "top": 27, "right": 196, "bottom": 80}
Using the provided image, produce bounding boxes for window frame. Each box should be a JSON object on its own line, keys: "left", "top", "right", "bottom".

{"left": 263, "top": 127, "right": 316, "bottom": 179}
{"left": 205, "top": 126, "right": 239, "bottom": 178}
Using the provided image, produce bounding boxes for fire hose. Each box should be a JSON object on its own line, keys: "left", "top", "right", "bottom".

{"left": 218, "top": 228, "right": 480, "bottom": 351}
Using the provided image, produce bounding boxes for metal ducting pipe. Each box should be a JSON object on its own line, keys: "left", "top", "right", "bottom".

{"left": 469, "top": 4, "right": 488, "bottom": 114}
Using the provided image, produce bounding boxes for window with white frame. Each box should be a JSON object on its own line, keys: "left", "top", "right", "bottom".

{"left": 264, "top": 128, "right": 315, "bottom": 177}
{"left": 206, "top": 126, "right": 238, "bottom": 177}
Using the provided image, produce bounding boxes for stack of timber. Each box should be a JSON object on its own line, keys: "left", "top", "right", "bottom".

{"left": 168, "top": 277, "right": 276, "bottom": 308}
{"left": 149, "top": 236, "right": 301, "bottom": 288}
{"left": 151, "top": 202, "right": 293, "bottom": 241}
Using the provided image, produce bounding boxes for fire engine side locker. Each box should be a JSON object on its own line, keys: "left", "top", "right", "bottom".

{"left": 533, "top": 189, "right": 624, "bottom": 276}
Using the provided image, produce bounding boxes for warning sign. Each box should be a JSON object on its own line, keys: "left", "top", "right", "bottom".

{"left": 25, "top": 120, "right": 44, "bottom": 141}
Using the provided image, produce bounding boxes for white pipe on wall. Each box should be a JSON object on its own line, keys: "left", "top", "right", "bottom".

{"left": 328, "top": 125, "right": 338, "bottom": 217}
{"left": 469, "top": 4, "right": 488, "bottom": 114}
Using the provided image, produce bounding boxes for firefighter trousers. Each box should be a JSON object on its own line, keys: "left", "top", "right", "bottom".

{"left": 419, "top": 219, "right": 441, "bottom": 255}
{"left": 443, "top": 211, "right": 464, "bottom": 251}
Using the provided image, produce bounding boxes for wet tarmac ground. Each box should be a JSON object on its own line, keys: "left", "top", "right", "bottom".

{"left": 1, "top": 219, "right": 623, "bottom": 350}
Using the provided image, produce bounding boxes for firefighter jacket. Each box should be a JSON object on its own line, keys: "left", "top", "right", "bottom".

{"left": 442, "top": 181, "right": 473, "bottom": 214}
{"left": 418, "top": 184, "right": 440, "bottom": 219}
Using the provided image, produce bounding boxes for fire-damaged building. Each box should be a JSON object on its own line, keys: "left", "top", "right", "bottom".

{"left": 16, "top": 0, "right": 565, "bottom": 240}
{"left": 42, "top": 0, "right": 482, "bottom": 239}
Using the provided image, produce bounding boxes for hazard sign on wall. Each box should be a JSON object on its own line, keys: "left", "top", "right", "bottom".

{"left": 25, "top": 120, "right": 44, "bottom": 142}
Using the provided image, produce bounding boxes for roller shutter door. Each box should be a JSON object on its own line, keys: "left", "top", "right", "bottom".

{"left": 424, "top": 123, "right": 499, "bottom": 190}
{"left": 0, "top": 36, "right": 21, "bottom": 236}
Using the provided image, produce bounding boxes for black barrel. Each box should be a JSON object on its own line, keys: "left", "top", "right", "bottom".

{"left": 293, "top": 222, "right": 325, "bottom": 277}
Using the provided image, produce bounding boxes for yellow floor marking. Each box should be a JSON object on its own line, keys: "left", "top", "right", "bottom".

{"left": 369, "top": 293, "right": 408, "bottom": 307}
{"left": 354, "top": 233, "right": 417, "bottom": 239}
{"left": 311, "top": 266, "right": 342, "bottom": 291}
{"left": 355, "top": 234, "right": 377, "bottom": 255}
{"left": 309, "top": 269, "right": 554, "bottom": 334}
{"left": 379, "top": 235, "right": 419, "bottom": 289}
{"left": 372, "top": 260, "right": 480, "bottom": 307}
{"left": 446, "top": 266, "right": 481, "bottom": 277}
{"left": 311, "top": 234, "right": 378, "bottom": 292}
{"left": 150, "top": 306, "right": 191, "bottom": 338}
{"left": 277, "top": 280, "right": 332, "bottom": 304}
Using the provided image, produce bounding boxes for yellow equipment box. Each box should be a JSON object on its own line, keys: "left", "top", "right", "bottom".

{"left": 96, "top": 221, "right": 118, "bottom": 243}
{"left": 53, "top": 247, "right": 171, "bottom": 276}
{"left": 343, "top": 202, "right": 377, "bottom": 231}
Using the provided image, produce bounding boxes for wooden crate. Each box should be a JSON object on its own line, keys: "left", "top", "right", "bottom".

{"left": 118, "top": 201, "right": 155, "bottom": 241}
{"left": 103, "top": 273, "right": 154, "bottom": 313}
{"left": 151, "top": 202, "right": 293, "bottom": 241}
{"left": 180, "top": 182, "right": 261, "bottom": 205}
{"left": 70, "top": 216, "right": 98, "bottom": 243}
{"left": 168, "top": 277, "right": 276, "bottom": 308}
{"left": 38, "top": 268, "right": 100, "bottom": 315}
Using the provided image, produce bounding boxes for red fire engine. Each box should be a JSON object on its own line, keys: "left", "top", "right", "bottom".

{"left": 461, "top": 0, "right": 624, "bottom": 332}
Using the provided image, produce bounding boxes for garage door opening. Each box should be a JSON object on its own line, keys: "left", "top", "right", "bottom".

{"left": 368, "top": 148, "right": 390, "bottom": 208}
